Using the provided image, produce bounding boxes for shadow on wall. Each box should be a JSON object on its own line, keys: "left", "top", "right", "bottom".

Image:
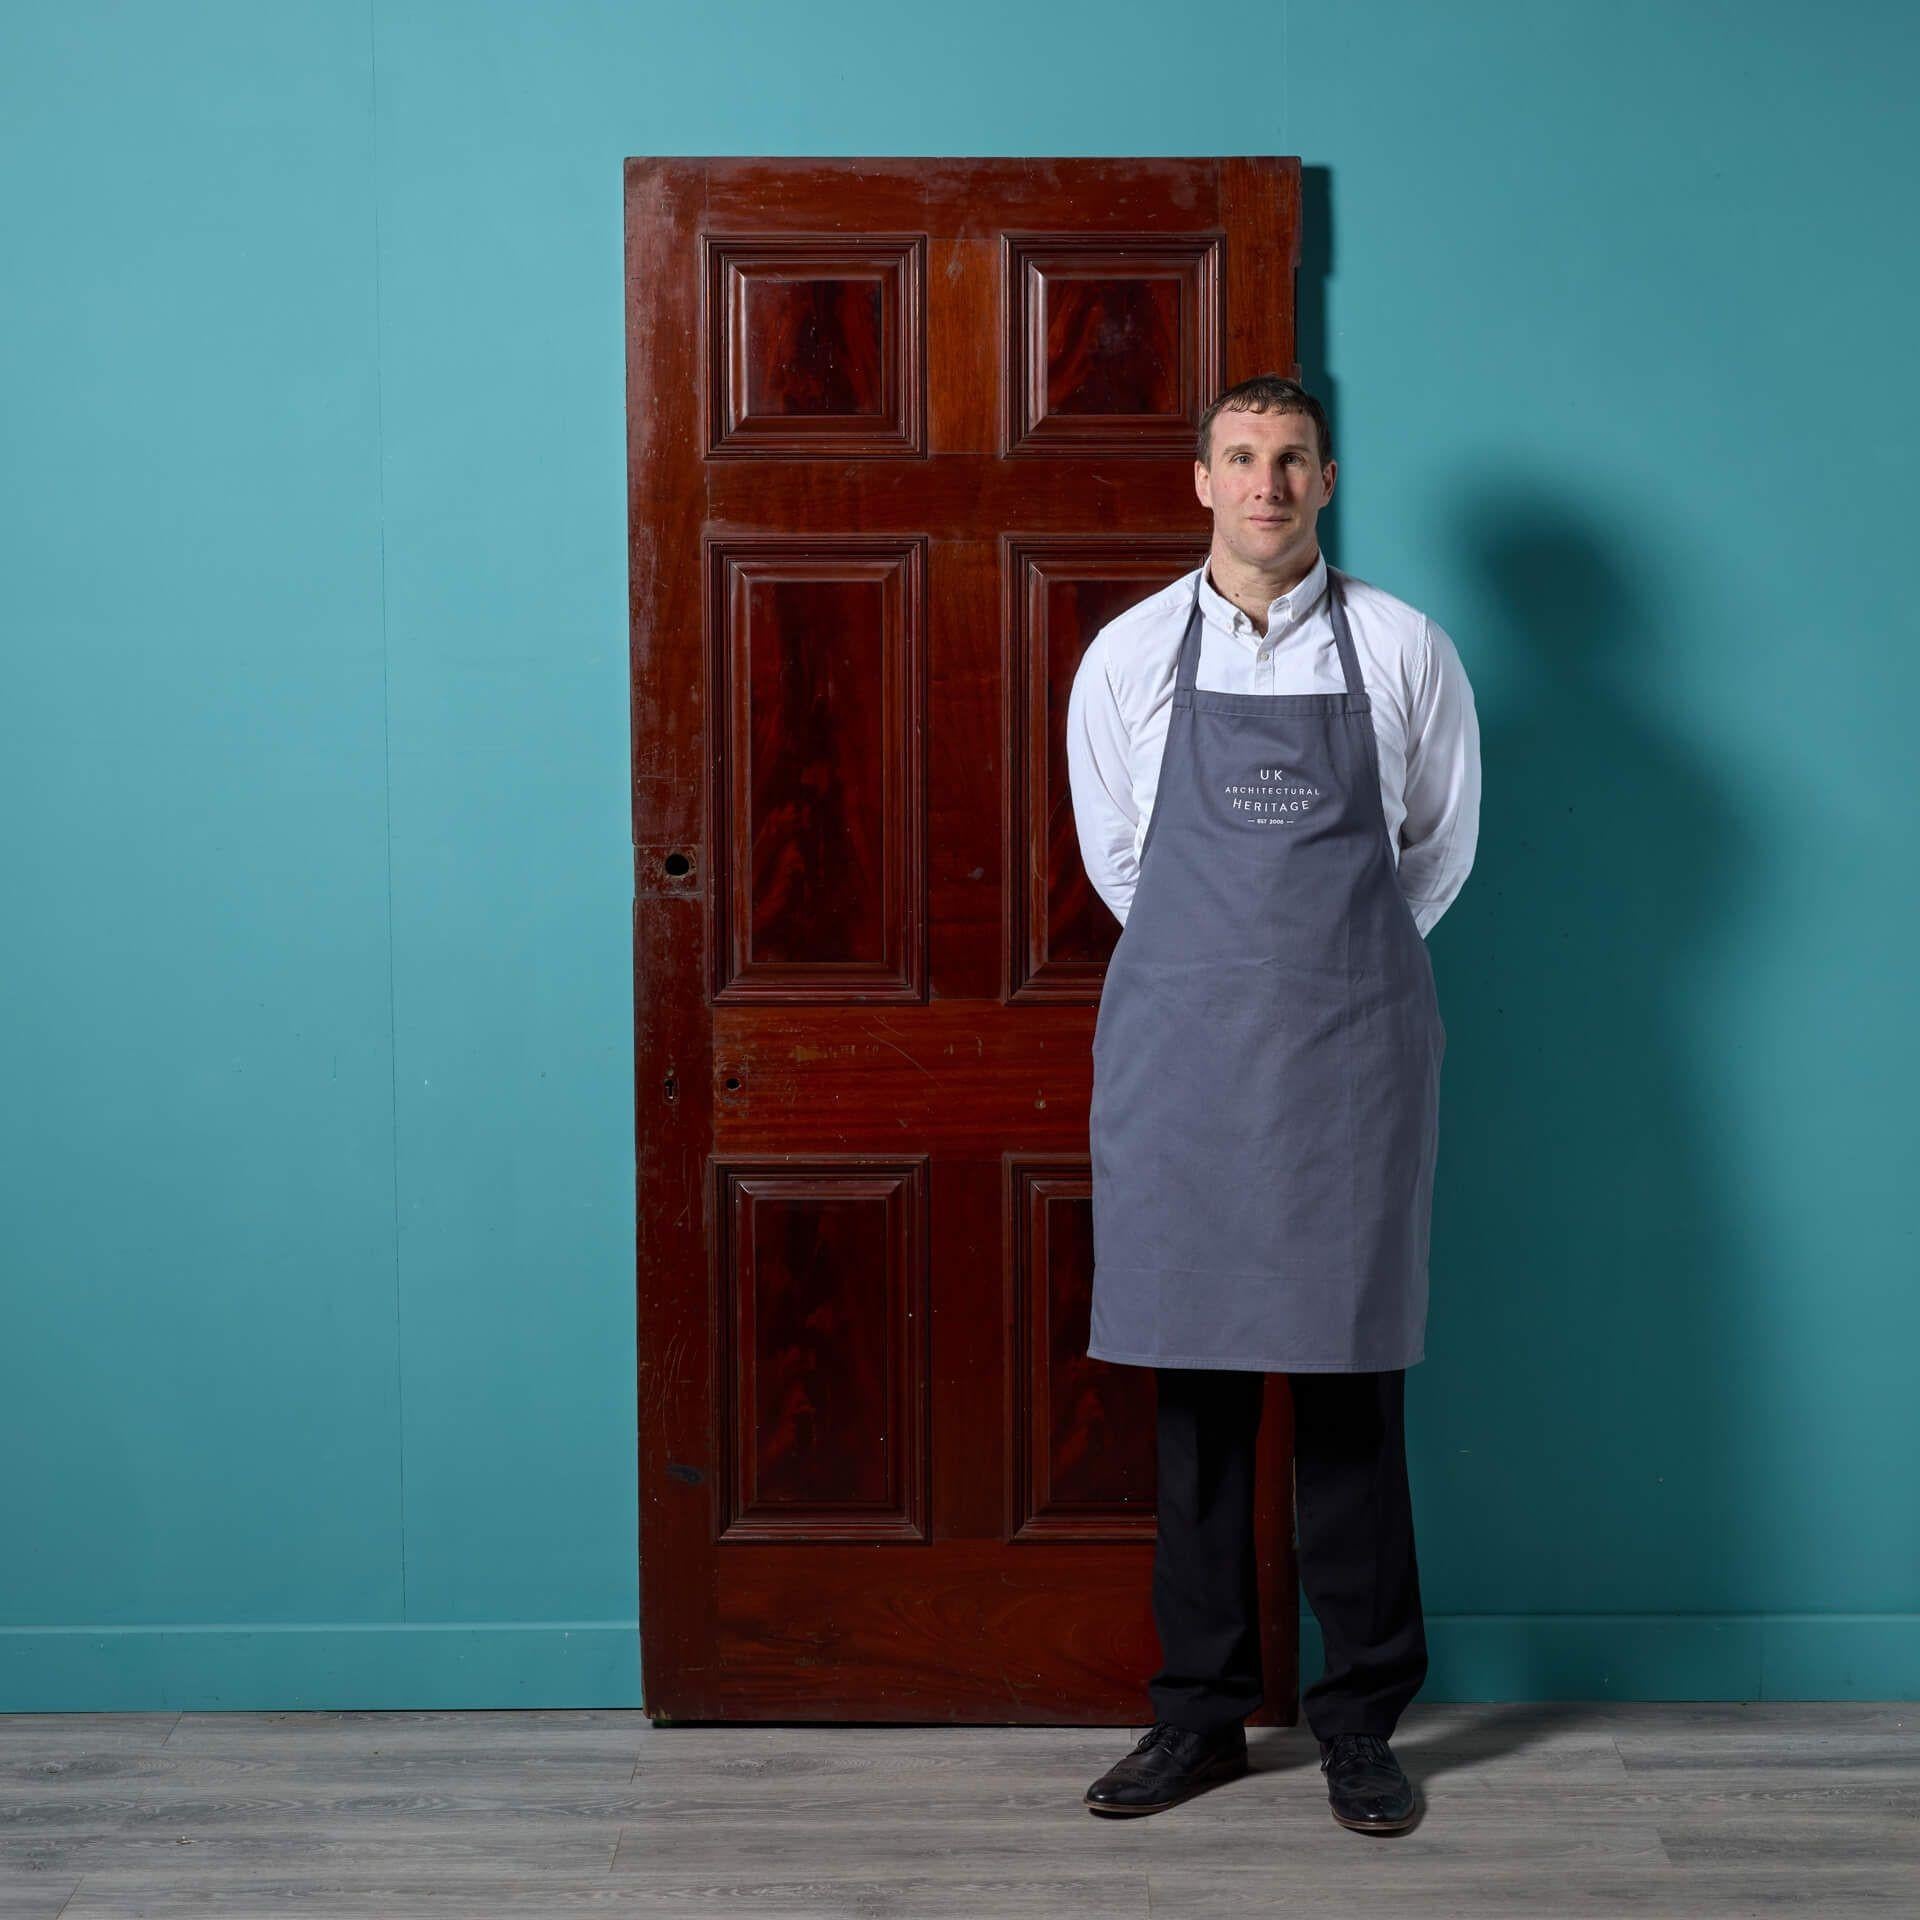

{"left": 1298, "top": 168, "right": 1761, "bottom": 1681}
{"left": 1435, "top": 508, "right": 1755, "bottom": 1624}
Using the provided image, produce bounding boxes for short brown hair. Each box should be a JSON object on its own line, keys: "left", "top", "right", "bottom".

{"left": 1196, "top": 374, "right": 1332, "bottom": 470}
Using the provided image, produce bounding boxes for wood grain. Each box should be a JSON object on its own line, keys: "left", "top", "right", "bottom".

{"left": 628, "top": 155, "right": 1303, "bottom": 1723}
{"left": 0, "top": 1706, "right": 1911, "bottom": 1916}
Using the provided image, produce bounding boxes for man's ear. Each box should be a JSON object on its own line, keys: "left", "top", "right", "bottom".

{"left": 1194, "top": 459, "right": 1212, "bottom": 509}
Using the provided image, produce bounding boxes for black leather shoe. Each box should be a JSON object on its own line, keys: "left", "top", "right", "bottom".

{"left": 1084, "top": 1720, "right": 1248, "bottom": 1816}
{"left": 1318, "top": 1732, "right": 1417, "bottom": 1833}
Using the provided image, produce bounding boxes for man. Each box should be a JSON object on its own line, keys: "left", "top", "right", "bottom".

{"left": 1066, "top": 374, "right": 1480, "bottom": 1834}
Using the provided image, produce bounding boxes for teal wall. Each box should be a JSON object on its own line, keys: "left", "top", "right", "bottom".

{"left": 3, "top": 1, "right": 1913, "bottom": 1710}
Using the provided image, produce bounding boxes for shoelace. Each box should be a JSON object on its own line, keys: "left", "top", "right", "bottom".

{"left": 1324, "top": 1732, "right": 1395, "bottom": 1769}
{"left": 1135, "top": 1721, "right": 1201, "bottom": 1754}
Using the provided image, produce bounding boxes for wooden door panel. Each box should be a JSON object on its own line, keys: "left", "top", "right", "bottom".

{"left": 707, "top": 536, "right": 924, "bottom": 1001}
{"left": 629, "top": 155, "right": 1303, "bottom": 1722}
{"left": 705, "top": 234, "right": 923, "bottom": 455}
{"left": 714, "top": 1159, "right": 928, "bottom": 1544}
{"left": 1005, "top": 1156, "right": 1157, "bottom": 1541}
{"left": 1006, "top": 234, "right": 1222, "bottom": 450}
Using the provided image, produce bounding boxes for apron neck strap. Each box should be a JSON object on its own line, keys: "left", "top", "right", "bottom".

{"left": 1176, "top": 561, "right": 1364, "bottom": 699}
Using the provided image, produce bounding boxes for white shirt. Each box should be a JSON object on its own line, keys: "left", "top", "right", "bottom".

{"left": 1065, "top": 551, "right": 1481, "bottom": 937}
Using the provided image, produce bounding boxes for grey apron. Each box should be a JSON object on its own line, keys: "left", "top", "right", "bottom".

{"left": 1086, "top": 563, "right": 1445, "bottom": 1372}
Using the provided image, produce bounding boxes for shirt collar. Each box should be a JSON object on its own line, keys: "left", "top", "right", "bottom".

{"left": 1196, "top": 547, "right": 1329, "bottom": 648}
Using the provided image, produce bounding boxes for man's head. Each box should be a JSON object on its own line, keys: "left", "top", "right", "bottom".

{"left": 1194, "top": 375, "right": 1335, "bottom": 578}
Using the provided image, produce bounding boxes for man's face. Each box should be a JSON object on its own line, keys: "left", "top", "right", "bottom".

{"left": 1194, "top": 407, "right": 1336, "bottom": 574}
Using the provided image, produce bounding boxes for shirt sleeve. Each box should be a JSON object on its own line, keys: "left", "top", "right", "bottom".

{"left": 1398, "top": 614, "right": 1482, "bottom": 938}
{"left": 1065, "top": 631, "right": 1142, "bottom": 928}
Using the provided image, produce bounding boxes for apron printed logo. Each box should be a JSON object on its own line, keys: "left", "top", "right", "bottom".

{"left": 1223, "top": 765, "right": 1323, "bottom": 826}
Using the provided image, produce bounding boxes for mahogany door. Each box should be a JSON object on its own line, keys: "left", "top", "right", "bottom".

{"left": 627, "top": 156, "right": 1305, "bottom": 1722}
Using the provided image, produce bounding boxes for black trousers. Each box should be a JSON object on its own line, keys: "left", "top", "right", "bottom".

{"left": 1148, "top": 1365, "right": 1428, "bottom": 1741}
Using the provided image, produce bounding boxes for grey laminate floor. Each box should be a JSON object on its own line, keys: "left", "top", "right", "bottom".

{"left": 1, "top": 1703, "right": 1914, "bottom": 1918}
